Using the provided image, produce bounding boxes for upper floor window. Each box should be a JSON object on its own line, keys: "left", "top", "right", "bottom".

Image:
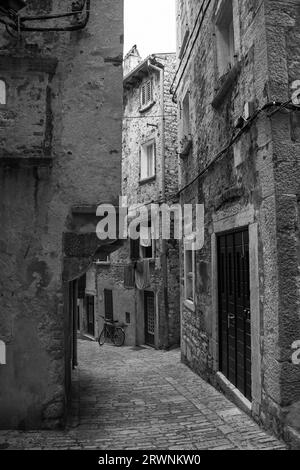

{"left": 215, "top": 0, "right": 235, "bottom": 77}
{"left": 0, "top": 80, "right": 6, "bottom": 105}
{"left": 140, "top": 220, "right": 155, "bottom": 259}
{"left": 140, "top": 79, "right": 153, "bottom": 108}
{"left": 179, "top": 26, "right": 189, "bottom": 60}
{"left": 140, "top": 140, "right": 155, "bottom": 181}
{"left": 130, "top": 222, "right": 155, "bottom": 260}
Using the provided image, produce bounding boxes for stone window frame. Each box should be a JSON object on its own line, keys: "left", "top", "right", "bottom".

{"left": 211, "top": 207, "right": 261, "bottom": 416}
{"left": 184, "top": 242, "right": 196, "bottom": 308}
{"left": 214, "top": 0, "right": 236, "bottom": 78}
{"left": 139, "top": 138, "right": 156, "bottom": 183}
{"left": 211, "top": 0, "right": 241, "bottom": 108}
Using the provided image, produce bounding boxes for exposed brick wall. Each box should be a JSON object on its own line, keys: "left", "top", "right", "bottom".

{"left": 0, "top": 0, "right": 123, "bottom": 429}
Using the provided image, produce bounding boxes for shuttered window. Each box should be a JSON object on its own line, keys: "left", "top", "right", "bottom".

{"left": 140, "top": 79, "right": 152, "bottom": 107}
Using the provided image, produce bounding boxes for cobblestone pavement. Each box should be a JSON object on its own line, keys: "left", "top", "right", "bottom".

{"left": 0, "top": 339, "right": 287, "bottom": 450}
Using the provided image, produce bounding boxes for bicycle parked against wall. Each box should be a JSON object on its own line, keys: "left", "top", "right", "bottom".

{"left": 98, "top": 315, "right": 125, "bottom": 347}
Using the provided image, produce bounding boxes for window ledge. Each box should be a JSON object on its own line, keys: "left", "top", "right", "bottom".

{"left": 139, "top": 175, "right": 156, "bottom": 186}
{"left": 212, "top": 62, "right": 241, "bottom": 109}
{"left": 139, "top": 101, "right": 156, "bottom": 113}
{"left": 184, "top": 299, "right": 196, "bottom": 312}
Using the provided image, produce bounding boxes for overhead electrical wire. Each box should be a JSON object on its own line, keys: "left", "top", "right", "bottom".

{"left": 170, "top": 0, "right": 213, "bottom": 98}
{"left": 123, "top": 114, "right": 175, "bottom": 120}
{"left": 124, "top": 100, "right": 300, "bottom": 214}
{"left": 176, "top": 99, "right": 298, "bottom": 197}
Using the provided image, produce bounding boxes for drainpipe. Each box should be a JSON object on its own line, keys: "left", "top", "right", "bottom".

{"left": 148, "top": 59, "right": 169, "bottom": 349}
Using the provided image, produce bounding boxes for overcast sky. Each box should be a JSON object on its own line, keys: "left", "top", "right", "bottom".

{"left": 124, "top": 0, "right": 176, "bottom": 59}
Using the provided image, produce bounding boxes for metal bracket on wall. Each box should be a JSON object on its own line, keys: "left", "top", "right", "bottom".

{"left": 0, "top": 0, "right": 90, "bottom": 35}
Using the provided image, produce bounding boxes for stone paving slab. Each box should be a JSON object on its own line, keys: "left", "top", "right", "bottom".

{"left": 0, "top": 340, "right": 287, "bottom": 450}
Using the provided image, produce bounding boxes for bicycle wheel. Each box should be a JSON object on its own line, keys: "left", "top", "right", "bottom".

{"left": 98, "top": 327, "right": 106, "bottom": 346}
{"left": 113, "top": 327, "right": 125, "bottom": 347}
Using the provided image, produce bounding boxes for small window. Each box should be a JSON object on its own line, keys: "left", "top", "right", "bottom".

{"left": 215, "top": 0, "right": 235, "bottom": 77}
{"left": 0, "top": 80, "right": 6, "bottom": 105}
{"left": 184, "top": 249, "right": 195, "bottom": 303}
{"left": 140, "top": 227, "right": 155, "bottom": 259}
{"left": 140, "top": 141, "right": 155, "bottom": 181}
{"left": 125, "top": 312, "right": 131, "bottom": 324}
{"left": 140, "top": 79, "right": 153, "bottom": 108}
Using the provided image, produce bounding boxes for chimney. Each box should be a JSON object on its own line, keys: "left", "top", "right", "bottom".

{"left": 123, "top": 45, "right": 142, "bottom": 76}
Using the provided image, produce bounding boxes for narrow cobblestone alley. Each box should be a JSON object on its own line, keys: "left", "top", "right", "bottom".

{"left": 0, "top": 339, "right": 287, "bottom": 450}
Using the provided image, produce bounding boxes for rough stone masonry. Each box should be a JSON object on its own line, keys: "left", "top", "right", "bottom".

{"left": 0, "top": 0, "right": 124, "bottom": 429}
{"left": 175, "top": 0, "right": 300, "bottom": 447}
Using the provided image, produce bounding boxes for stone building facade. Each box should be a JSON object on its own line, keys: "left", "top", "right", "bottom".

{"left": 0, "top": 0, "right": 123, "bottom": 429}
{"left": 174, "top": 0, "right": 300, "bottom": 446}
{"left": 96, "top": 48, "right": 180, "bottom": 349}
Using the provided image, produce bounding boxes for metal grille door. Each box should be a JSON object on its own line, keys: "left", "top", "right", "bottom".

{"left": 218, "top": 229, "right": 251, "bottom": 400}
{"left": 144, "top": 291, "right": 155, "bottom": 346}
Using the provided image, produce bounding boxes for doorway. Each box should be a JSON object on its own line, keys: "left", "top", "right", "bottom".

{"left": 86, "top": 295, "right": 95, "bottom": 336}
{"left": 217, "top": 228, "right": 251, "bottom": 400}
{"left": 144, "top": 291, "right": 155, "bottom": 347}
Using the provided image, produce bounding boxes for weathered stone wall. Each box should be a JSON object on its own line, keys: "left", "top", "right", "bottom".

{"left": 97, "top": 53, "right": 180, "bottom": 349}
{"left": 262, "top": 0, "right": 300, "bottom": 437}
{"left": 0, "top": 0, "right": 123, "bottom": 429}
{"left": 176, "top": 0, "right": 300, "bottom": 442}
